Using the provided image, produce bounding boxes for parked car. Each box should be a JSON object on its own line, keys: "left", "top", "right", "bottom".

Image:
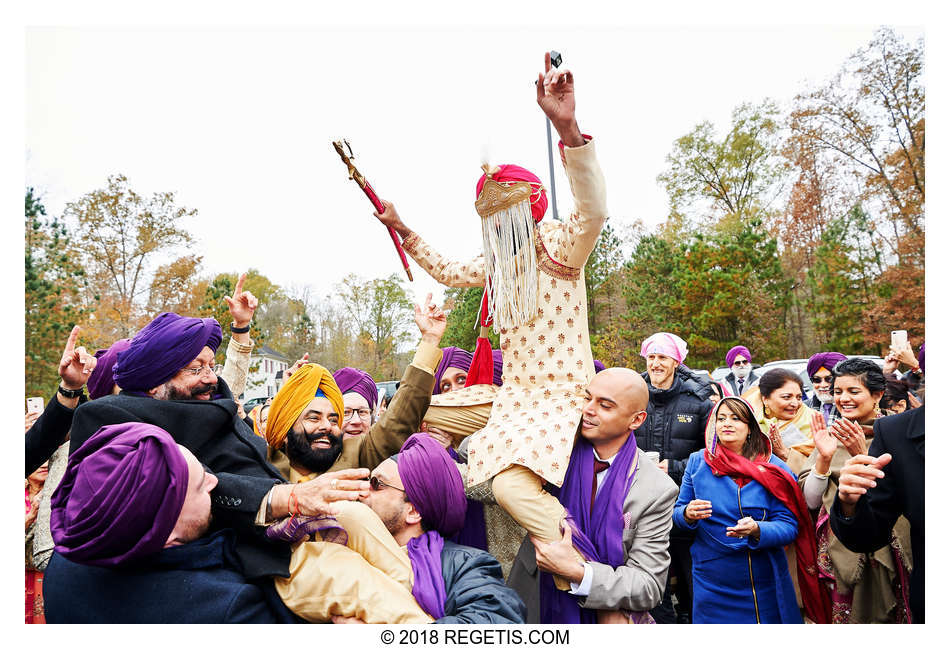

{"left": 375, "top": 380, "right": 399, "bottom": 403}
{"left": 243, "top": 396, "right": 268, "bottom": 410}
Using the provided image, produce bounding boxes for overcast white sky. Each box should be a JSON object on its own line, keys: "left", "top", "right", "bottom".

{"left": 6, "top": 1, "right": 950, "bottom": 638}
{"left": 24, "top": 20, "right": 924, "bottom": 308}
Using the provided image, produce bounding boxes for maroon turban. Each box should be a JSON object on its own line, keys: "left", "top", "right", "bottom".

{"left": 333, "top": 367, "right": 378, "bottom": 410}
{"left": 50, "top": 422, "right": 189, "bottom": 567}
{"left": 726, "top": 345, "right": 752, "bottom": 367}
{"left": 475, "top": 164, "right": 548, "bottom": 223}
{"left": 87, "top": 339, "right": 132, "bottom": 400}
{"left": 433, "top": 347, "right": 474, "bottom": 395}
{"left": 114, "top": 312, "right": 223, "bottom": 392}
{"left": 396, "top": 433, "right": 467, "bottom": 537}
{"left": 806, "top": 352, "right": 847, "bottom": 378}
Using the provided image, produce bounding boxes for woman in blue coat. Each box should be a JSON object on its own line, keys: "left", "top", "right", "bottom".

{"left": 674, "top": 396, "right": 831, "bottom": 624}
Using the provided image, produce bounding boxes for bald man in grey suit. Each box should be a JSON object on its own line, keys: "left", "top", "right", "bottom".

{"left": 507, "top": 368, "right": 679, "bottom": 623}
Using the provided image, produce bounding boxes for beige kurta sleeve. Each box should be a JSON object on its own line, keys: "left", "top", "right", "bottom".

{"left": 545, "top": 138, "right": 608, "bottom": 269}
{"left": 401, "top": 232, "right": 485, "bottom": 288}
{"left": 220, "top": 336, "right": 254, "bottom": 397}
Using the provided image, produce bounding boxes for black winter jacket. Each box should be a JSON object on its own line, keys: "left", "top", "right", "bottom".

{"left": 68, "top": 377, "right": 289, "bottom": 580}
{"left": 44, "top": 531, "right": 300, "bottom": 623}
{"left": 637, "top": 367, "right": 714, "bottom": 487}
{"left": 436, "top": 541, "right": 526, "bottom": 624}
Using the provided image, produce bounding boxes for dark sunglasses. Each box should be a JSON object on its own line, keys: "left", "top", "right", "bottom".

{"left": 732, "top": 359, "right": 750, "bottom": 366}
{"left": 810, "top": 375, "right": 833, "bottom": 385}
{"left": 369, "top": 475, "right": 405, "bottom": 492}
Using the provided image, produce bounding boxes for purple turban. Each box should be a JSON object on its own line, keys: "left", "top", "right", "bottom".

{"left": 396, "top": 433, "right": 467, "bottom": 537}
{"left": 918, "top": 342, "right": 925, "bottom": 374}
{"left": 433, "top": 347, "right": 474, "bottom": 395}
{"left": 593, "top": 360, "right": 606, "bottom": 373}
{"left": 333, "top": 367, "right": 378, "bottom": 410}
{"left": 726, "top": 345, "right": 752, "bottom": 368}
{"left": 50, "top": 422, "right": 189, "bottom": 567}
{"left": 87, "top": 339, "right": 132, "bottom": 400}
{"left": 491, "top": 349, "right": 504, "bottom": 386}
{"left": 114, "top": 312, "right": 223, "bottom": 392}
{"left": 806, "top": 352, "right": 847, "bottom": 379}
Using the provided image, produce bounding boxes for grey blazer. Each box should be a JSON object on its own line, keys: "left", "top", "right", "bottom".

{"left": 507, "top": 448, "right": 679, "bottom": 622}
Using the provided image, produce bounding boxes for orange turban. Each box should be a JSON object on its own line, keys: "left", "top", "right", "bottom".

{"left": 265, "top": 363, "right": 344, "bottom": 448}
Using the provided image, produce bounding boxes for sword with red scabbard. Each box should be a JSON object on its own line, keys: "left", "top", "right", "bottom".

{"left": 331, "top": 139, "right": 413, "bottom": 282}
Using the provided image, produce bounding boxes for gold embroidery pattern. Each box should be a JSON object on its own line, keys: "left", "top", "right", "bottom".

{"left": 401, "top": 232, "right": 421, "bottom": 255}
{"left": 535, "top": 228, "right": 580, "bottom": 281}
{"left": 474, "top": 179, "right": 534, "bottom": 218}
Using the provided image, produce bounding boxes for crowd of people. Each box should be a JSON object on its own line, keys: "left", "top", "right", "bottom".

{"left": 24, "top": 52, "right": 924, "bottom": 625}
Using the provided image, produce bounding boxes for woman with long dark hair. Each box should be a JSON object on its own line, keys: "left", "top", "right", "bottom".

{"left": 798, "top": 358, "right": 913, "bottom": 623}
{"left": 673, "top": 396, "right": 831, "bottom": 623}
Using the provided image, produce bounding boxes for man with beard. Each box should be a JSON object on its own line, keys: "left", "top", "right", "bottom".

{"left": 720, "top": 345, "right": 759, "bottom": 397}
{"left": 44, "top": 422, "right": 300, "bottom": 622}
{"left": 806, "top": 351, "right": 848, "bottom": 425}
{"left": 68, "top": 311, "right": 369, "bottom": 583}
{"left": 263, "top": 294, "right": 446, "bottom": 482}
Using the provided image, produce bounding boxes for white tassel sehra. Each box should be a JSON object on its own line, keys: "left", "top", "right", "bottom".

{"left": 480, "top": 198, "right": 538, "bottom": 333}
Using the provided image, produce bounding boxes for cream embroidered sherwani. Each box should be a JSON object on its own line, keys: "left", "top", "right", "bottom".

{"left": 402, "top": 139, "right": 607, "bottom": 490}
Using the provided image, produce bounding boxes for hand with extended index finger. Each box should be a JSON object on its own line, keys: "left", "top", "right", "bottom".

{"left": 223, "top": 272, "right": 258, "bottom": 328}
{"left": 414, "top": 293, "right": 446, "bottom": 342}
{"left": 58, "top": 325, "right": 97, "bottom": 390}
{"left": 285, "top": 353, "right": 310, "bottom": 379}
{"left": 536, "top": 52, "right": 584, "bottom": 146}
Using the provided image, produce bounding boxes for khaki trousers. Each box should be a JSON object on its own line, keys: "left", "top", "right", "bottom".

{"left": 274, "top": 501, "right": 433, "bottom": 623}
{"left": 490, "top": 464, "right": 580, "bottom": 589}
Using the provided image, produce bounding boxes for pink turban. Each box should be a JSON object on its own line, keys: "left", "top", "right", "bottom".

{"left": 475, "top": 164, "right": 548, "bottom": 223}
{"left": 640, "top": 333, "right": 688, "bottom": 363}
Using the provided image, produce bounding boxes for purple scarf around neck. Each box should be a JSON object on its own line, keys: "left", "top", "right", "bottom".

{"left": 539, "top": 432, "right": 640, "bottom": 624}
{"left": 407, "top": 530, "right": 446, "bottom": 619}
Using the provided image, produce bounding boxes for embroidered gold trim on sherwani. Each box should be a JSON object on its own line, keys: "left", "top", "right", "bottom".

{"left": 401, "top": 139, "right": 607, "bottom": 488}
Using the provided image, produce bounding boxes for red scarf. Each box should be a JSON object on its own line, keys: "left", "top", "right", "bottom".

{"left": 704, "top": 445, "right": 832, "bottom": 624}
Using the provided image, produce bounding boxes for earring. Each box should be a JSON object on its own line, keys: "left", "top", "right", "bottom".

{"left": 763, "top": 404, "right": 773, "bottom": 419}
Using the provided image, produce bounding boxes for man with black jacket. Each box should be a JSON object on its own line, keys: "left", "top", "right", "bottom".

{"left": 830, "top": 405, "right": 925, "bottom": 623}
{"left": 68, "top": 312, "right": 368, "bottom": 582}
{"left": 636, "top": 332, "right": 712, "bottom": 624}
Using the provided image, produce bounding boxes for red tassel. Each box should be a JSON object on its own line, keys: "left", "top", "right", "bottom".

{"left": 464, "top": 288, "right": 495, "bottom": 387}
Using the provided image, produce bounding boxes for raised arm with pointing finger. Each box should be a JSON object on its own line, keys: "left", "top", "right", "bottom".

{"left": 26, "top": 326, "right": 97, "bottom": 475}
{"left": 219, "top": 272, "right": 258, "bottom": 398}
